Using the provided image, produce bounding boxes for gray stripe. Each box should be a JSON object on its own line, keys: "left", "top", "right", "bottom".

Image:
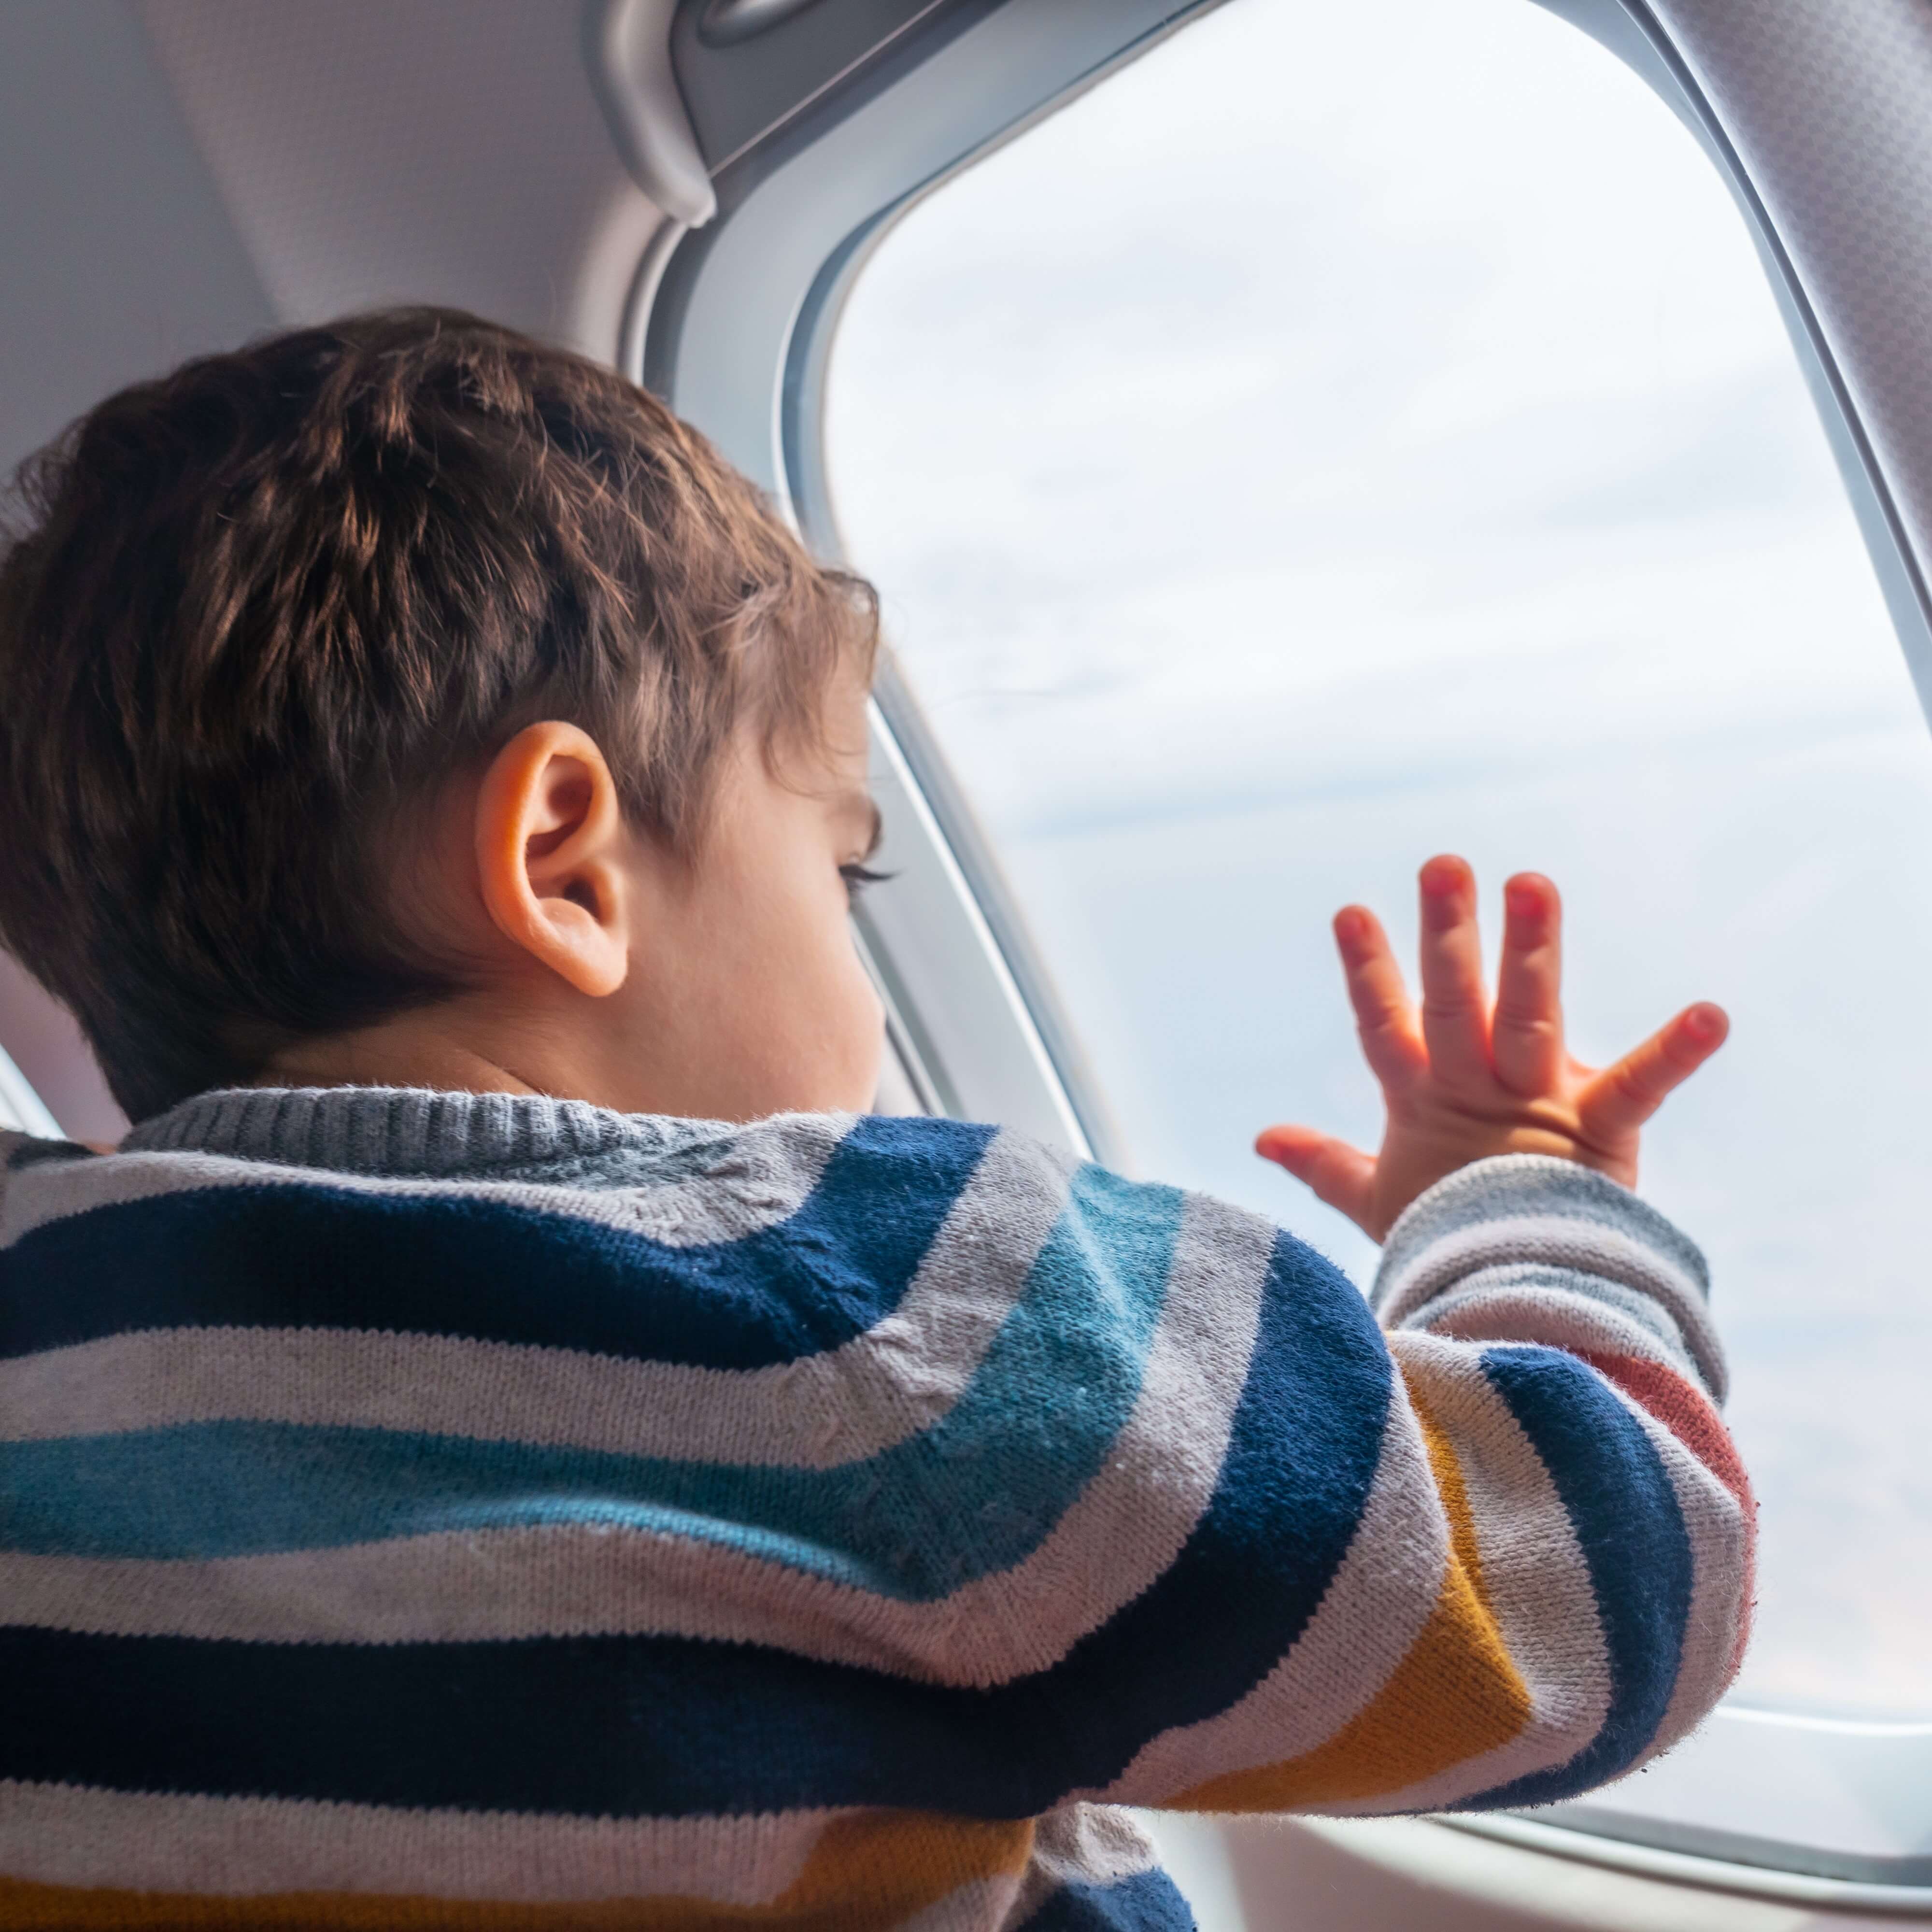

{"left": 124, "top": 1084, "right": 742, "bottom": 1181}
{"left": 1375, "top": 1155, "right": 1709, "bottom": 1304}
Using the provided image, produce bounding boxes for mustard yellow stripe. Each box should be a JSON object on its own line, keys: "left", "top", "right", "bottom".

{"left": 1406, "top": 1376, "right": 1496, "bottom": 1626}
{"left": 1169, "top": 1392, "right": 1532, "bottom": 1811}
{"left": 0, "top": 1811, "right": 1034, "bottom": 1932}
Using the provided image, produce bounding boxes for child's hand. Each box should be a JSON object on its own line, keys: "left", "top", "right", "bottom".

{"left": 1254, "top": 854, "right": 1727, "bottom": 1242}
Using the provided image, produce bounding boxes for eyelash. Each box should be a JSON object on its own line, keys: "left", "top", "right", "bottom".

{"left": 840, "top": 864, "right": 892, "bottom": 902}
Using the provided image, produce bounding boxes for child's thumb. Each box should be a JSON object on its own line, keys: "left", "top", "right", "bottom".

{"left": 1254, "top": 1124, "right": 1376, "bottom": 1231}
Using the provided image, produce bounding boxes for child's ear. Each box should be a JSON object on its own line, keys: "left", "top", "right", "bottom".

{"left": 473, "top": 722, "right": 633, "bottom": 997}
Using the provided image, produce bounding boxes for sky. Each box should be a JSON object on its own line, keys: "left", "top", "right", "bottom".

{"left": 826, "top": 0, "right": 1932, "bottom": 1718}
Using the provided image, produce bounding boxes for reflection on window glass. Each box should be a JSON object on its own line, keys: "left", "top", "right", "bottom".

{"left": 827, "top": 0, "right": 1932, "bottom": 1716}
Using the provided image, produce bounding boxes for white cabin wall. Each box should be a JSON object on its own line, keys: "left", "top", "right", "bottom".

{"left": 132, "top": 0, "right": 665, "bottom": 361}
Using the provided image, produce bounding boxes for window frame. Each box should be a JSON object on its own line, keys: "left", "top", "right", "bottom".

{"left": 633, "top": 0, "right": 1932, "bottom": 1894}
{"left": 647, "top": 0, "right": 1224, "bottom": 1160}
{"left": 0, "top": 1041, "right": 60, "bottom": 1137}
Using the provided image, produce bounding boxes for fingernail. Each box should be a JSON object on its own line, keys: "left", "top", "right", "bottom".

{"left": 1420, "top": 857, "right": 1463, "bottom": 896}
{"left": 1687, "top": 1003, "right": 1725, "bottom": 1039}
{"left": 1505, "top": 883, "right": 1540, "bottom": 919}
{"left": 1335, "top": 908, "right": 1367, "bottom": 943}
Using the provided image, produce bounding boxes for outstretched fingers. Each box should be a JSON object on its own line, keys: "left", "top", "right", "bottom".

{"left": 1416, "top": 855, "right": 1490, "bottom": 1088}
{"left": 1255, "top": 1124, "right": 1376, "bottom": 1230}
{"left": 1577, "top": 1002, "right": 1730, "bottom": 1144}
{"left": 1335, "top": 904, "right": 1427, "bottom": 1094}
{"left": 1492, "top": 872, "right": 1563, "bottom": 1095}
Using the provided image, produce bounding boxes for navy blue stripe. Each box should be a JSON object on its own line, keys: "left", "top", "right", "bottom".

{"left": 0, "top": 1231, "right": 1390, "bottom": 1817}
{"left": 1447, "top": 1344, "right": 1692, "bottom": 1809}
{"left": 0, "top": 1169, "right": 1185, "bottom": 1598}
{"left": 1017, "top": 1871, "right": 1195, "bottom": 1931}
{"left": 0, "top": 1115, "right": 994, "bottom": 1368}
{"left": 1011, "top": 1228, "right": 1391, "bottom": 1781}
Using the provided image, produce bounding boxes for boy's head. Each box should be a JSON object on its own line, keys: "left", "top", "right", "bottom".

{"left": 0, "top": 308, "right": 886, "bottom": 1125}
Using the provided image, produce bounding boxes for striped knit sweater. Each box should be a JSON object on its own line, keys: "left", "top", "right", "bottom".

{"left": 0, "top": 1087, "right": 1752, "bottom": 1929}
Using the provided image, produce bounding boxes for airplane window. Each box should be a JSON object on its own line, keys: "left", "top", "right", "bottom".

{"left": 825, "top": 0, "right": 1932, "bottom": 1719}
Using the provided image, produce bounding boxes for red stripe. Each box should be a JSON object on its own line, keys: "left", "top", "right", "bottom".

{"left": 1577, "top": 1349, "right": 1748, "bottom": 1506}
{"left": 1580, "top": 1348, "right": 1756, "bottom": 1680}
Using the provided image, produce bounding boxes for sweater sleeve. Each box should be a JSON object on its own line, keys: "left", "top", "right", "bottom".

{"left": 881, "top": 1140, "right": 1750, "bottom": 1818}
{"left": 1043, "top": 1151, "right": 1753, "bottom": 1817}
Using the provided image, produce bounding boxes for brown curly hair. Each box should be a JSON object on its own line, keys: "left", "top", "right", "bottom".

{"left": 0, "top": 308, "right": 877, "bottom": 1121}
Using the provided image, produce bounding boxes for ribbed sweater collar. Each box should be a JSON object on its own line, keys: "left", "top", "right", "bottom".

{"left": 122, "top": 1086, "right": 708, "bottom": 1178}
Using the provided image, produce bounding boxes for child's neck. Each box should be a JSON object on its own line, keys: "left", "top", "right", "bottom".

{"left": 256, "top": 998, "right": 597, "bottom": 1106}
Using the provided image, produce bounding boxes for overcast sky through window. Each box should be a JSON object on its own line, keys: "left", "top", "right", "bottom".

{"left": 828, "top": 0, "right": 1932, "bottom": 1716}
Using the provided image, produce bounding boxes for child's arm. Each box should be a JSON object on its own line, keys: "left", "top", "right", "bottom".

{"left": 845, "top": 854, "right": 1743, "bottom": 1819}
{"left": 1070, "top": 854, "right": 1747, "bottom": 1815}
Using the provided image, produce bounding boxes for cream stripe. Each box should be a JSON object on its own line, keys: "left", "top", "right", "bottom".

{"left": 1400, "top": 1263, "right": 1703, "bottom": 1367}
{"left": 1403, "top": 1280, "right": 1703, "bottom": 1382}
{"left": 0, "top": 1113, "right": 850, "bottom": 1254}
{"left": 1096, "top": 1370, "right": 1448, "bottom": 1805}
{"left": 0, "top": 1778, "right": 842, "bottom": 1901}
{"left": 1002, "top": 1806, "right": 1159, "bottom": 1931}
{"left": 1032, "top": 1804, "right": 1161, "bottom": 1885}
{"left": 1622, "top": 1398, "right": 1750, "bottom": 1761}
{"left": 1378, "top": 1217, "right": 1724, "bottom": 1400}
{"left": 0, "top": 1131, "right": 1073, "bottom": 1469}
{"left": 899, "top": 1873, "right": 1030, "bottom": 1932}
{"left": 0, "top": 1194, "right": 1269, "bottom": 1685}
{"left": 1305, "top": 1334, "right": 1612, "bottom": 1815}
{"left": 1362, "top": 1378, "right": 1745, "bottom": 1815}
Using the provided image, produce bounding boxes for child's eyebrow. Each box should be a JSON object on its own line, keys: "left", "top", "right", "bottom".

{"left": 861, "top": 798, "right": 883, "bottom": 860}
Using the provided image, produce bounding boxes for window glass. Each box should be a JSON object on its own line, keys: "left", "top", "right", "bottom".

{"left": 826, "top": 0, "right": 1932, "bottom": 1717}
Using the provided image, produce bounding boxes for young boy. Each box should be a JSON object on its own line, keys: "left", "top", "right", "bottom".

{"left": 0, "top": 310, "right": 1748, "bottom": 1930}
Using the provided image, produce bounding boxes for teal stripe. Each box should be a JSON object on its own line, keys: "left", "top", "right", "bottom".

{"left": 0, "top": 1166, "right": 1187, "bottom": 1601}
